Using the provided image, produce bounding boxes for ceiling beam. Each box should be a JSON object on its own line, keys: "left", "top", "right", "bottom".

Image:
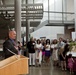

{"left": 0, "top": 3, "right": 43, "bottom": 7}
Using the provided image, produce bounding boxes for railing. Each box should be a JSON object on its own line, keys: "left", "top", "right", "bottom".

{"left": 42, "top": 11, "right": 74, "bottom": 24}
{"left": 29, "top": 11, "right": 74, "bottom": 33}
{"left": 0, "top": 4, "right": 43, "bottom": 20}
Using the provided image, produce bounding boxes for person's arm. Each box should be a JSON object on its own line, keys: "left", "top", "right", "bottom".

{"left": 72, "top": 58, "right": 74, "bottom": 62}
{"left": 61, "top": 53, "right": 65, "bottom": 60}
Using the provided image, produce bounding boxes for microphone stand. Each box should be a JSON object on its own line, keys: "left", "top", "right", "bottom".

{"left": 6, "top": 48, "right": 19, "bottom": 59}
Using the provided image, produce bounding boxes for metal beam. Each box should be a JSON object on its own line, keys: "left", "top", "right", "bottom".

{"left": 0, "top": 3, "right": 43, "bottom": 7}
{"left": 0, "top": 12, "right": 43, "bottom": 14}
{"left": 12, "top": 17, "right": 43, "bottom": 19}
{"left": 0, "top": 8, "right": 43, "bottom": 11}
{"left": 44, "top": 11, "right": 74, "bottom": 14}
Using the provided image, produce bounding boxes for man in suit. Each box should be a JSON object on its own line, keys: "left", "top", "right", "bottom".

{"left": 3, "top": 30, "right": 18, "bottom": 58}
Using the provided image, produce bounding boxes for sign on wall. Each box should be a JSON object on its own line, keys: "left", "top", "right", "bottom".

{"left": 72, "top": 32, "right": 76, "bottom": 41}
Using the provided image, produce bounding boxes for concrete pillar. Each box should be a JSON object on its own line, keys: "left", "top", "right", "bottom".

{"left": 2, "top": 0, "right": 5, "bottom": 5}
{"left": 15, "top": 0, "right": 21, "bottom": 42}
{"left": 74, "top": 0, "right": 76, "bottom": 31}
{"left": 26, "top": 20, "right": 30, "bottom": 43}
{"left": 26, "top": 0, "right": 30, "bottom": 43}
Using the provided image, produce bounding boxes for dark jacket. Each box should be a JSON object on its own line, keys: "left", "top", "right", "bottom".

{"left": 3, "top": 38, "right": 18, "bottom": 58}
{"left": 27, "top": 41, "right": 35, "bottom": 53}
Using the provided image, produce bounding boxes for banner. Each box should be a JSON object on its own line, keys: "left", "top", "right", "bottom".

{"left": 72, "top": 32, "right": 76, "bottom": 41}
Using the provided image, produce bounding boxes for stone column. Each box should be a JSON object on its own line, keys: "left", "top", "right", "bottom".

{"left": 2, "top": 0, "right": 5, "bottom": 5}
{"left": 26, "top": 20, "right": 30, "bottom": 43}
{"left": 15, "top": 0, "right": 21, "bottom": 42}
{"left": 26, "top": 0, "right": 30, "bottom": 43}
{"left": 74, "top": 0, "right": 76, "bottom": 31}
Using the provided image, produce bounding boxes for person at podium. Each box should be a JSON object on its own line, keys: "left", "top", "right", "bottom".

{"left": 3, "top": 30, "right": 18, "bottom": 58}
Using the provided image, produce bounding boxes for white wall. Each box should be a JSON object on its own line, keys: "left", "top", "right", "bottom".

{"left": 31, "top": 26, "right": 64, "bottom": 40}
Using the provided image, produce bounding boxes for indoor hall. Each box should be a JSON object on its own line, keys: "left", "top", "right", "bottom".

{"left": 0, "top": 0, "right": 76, "bottom": 75}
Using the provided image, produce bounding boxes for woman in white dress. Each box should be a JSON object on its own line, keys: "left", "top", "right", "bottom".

{"left": 35, "top": 39, "right": 42, "bottom": 66}
{"left": 51, "top": 39, "right": 58, "bottom": 66}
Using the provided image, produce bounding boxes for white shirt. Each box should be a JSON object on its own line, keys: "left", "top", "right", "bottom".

{"left": 45, "top": 44, "right": 51, "bottom": 51}
{"left": 35, "top": 44, "right": 42, "bottom": 49}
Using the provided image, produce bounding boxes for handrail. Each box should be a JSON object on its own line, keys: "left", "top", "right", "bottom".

{"left": 44, "top": 11, "right": 74, "bottom": 14}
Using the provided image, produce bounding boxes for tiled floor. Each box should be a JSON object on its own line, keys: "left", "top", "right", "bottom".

{"left": 0, "top": 57, "right": 71, "bottom": 75}
{"left": 28, "top": 63, "right": 70, "bottom": 75}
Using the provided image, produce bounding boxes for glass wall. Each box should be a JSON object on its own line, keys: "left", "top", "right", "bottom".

{"left": 34, "top": 0, "right": 42, "bottom": 3}
{"left": 49, "top": 0, "right": 74, "bottom": 22}
{"left": 28, "top": 0, "right": 33, "bottom": 4}
{"left": 20, "top": 0, "right": 75, "bottom": 41}
{"left": 64, "top": 0, "right": 74, "bottom": 21}
{"left": 22, "top": 0, "right": 74, "bottom": 22}
{"left": 42, "top": 0, "right": 63, "bottom": 21}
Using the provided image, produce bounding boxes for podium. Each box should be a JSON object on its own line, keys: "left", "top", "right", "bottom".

{"left": 0, "top": 55, "right": 29, "bottom": 75}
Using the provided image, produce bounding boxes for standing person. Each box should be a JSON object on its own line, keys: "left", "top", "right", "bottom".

{"left": 27, "top": 37, "right": 36, "bottom": 66}
{"left": 45, "top": 39, "right": 51, "bottom": 65}
{"left": 57, "top": 37, "right": 65, "bottom": 52}
{"left": 3, "top": 30, "right": 18, "bottom": 58}
{"left": 59, "top": 47, "right": 66, "bottom": 70}
{"left": 57, "top": 37, "right": 65, "bottom": 67}
{"left": 41, "top": 41, "right": 46, "bottom": 63}
{"left": 51, "top": 39, "right": 58, "bottom": 66}
{"left": 62, "top": 40, "right": 70, "bottom": 70}
{"left": 35, "top": 39, "right": 42, "bottom": 67}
